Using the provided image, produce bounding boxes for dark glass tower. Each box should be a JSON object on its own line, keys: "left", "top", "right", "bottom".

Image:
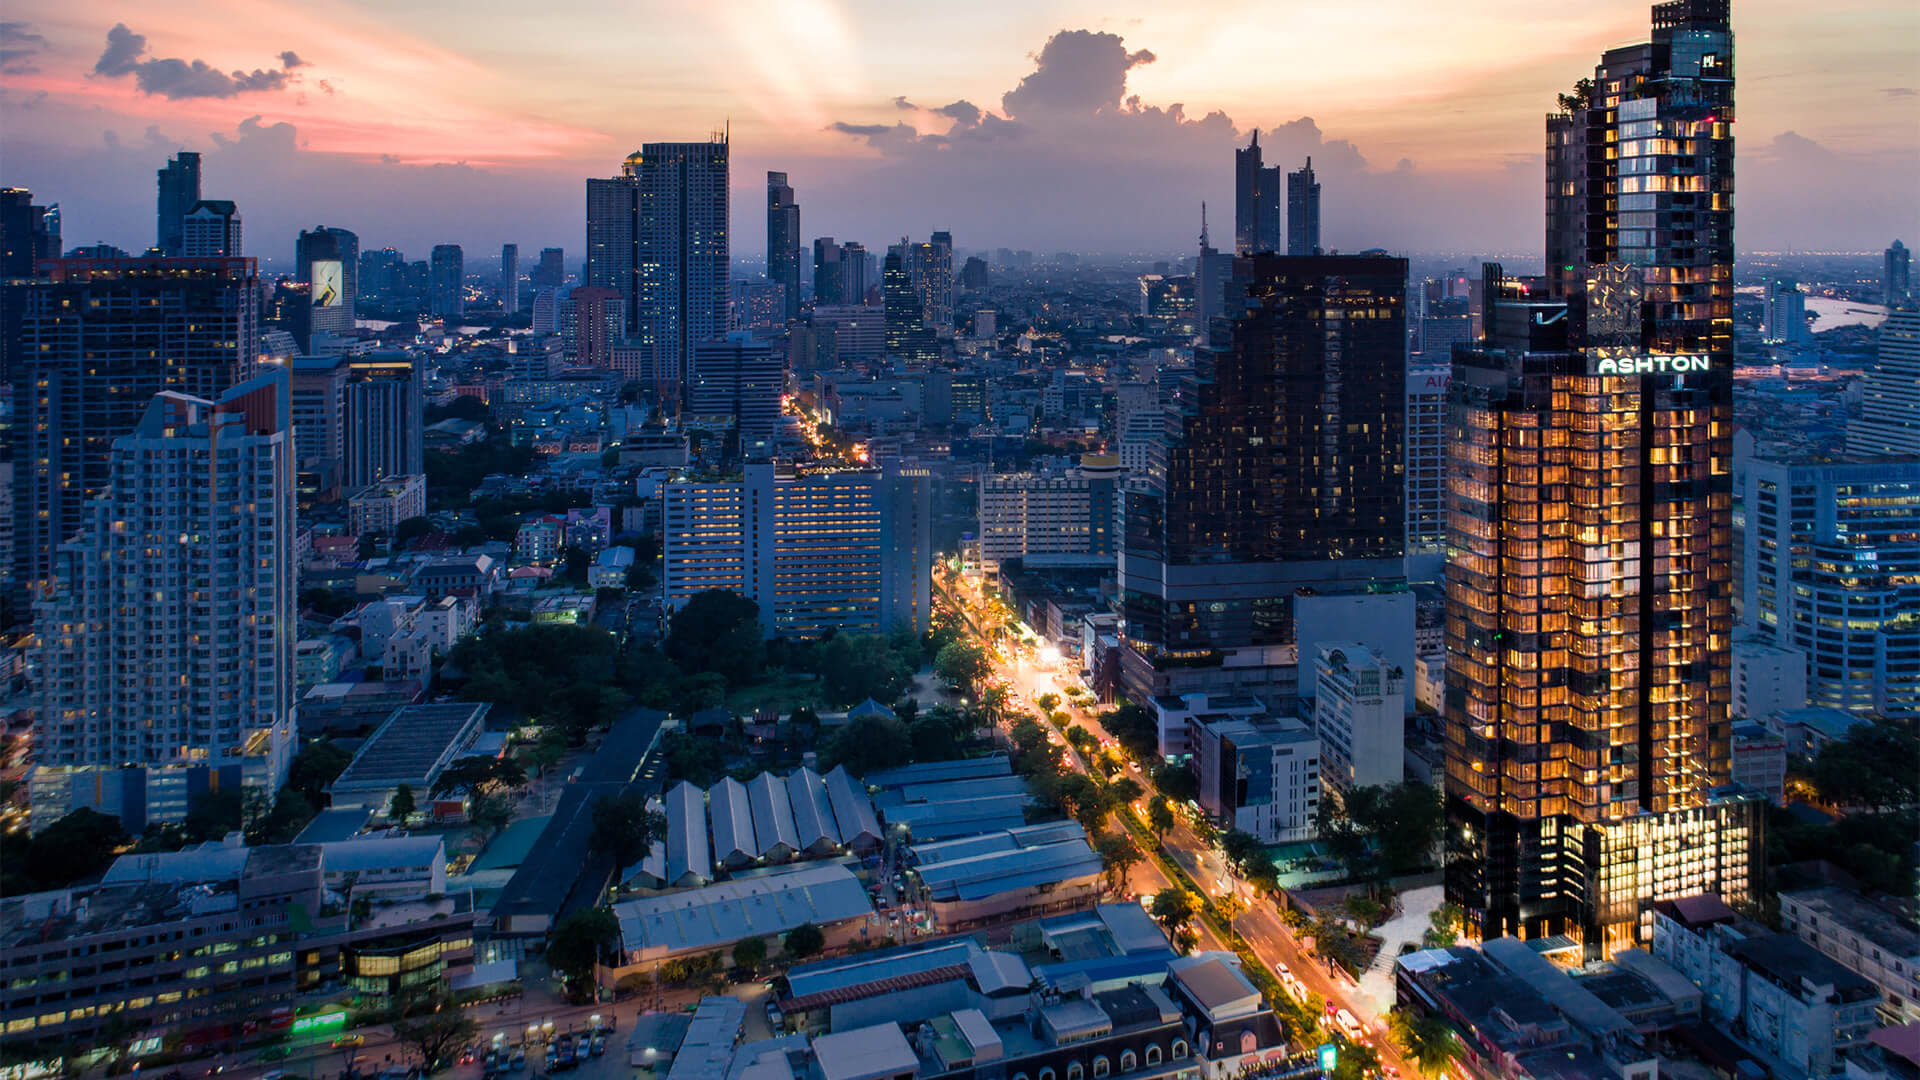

{"left": 1233, "top": 132, "right": 1281, "bottom": 256}
{"left": 882, "top": 249, "right": 937, "bottom": 364}
{"left": 1446, "top": 0, "right": 1755, "bottom": 959}
{"left": 156, "top": 152, "right": 200, "bottom": 257}
{"left": 1120, "top": 254, "right": 1407, "bottom": 701}
{"left": 767, "top": 172, "right": 801, "bottom": 322}
{"left": 1286, "top": 158, "right": 1320, "bottom": 256}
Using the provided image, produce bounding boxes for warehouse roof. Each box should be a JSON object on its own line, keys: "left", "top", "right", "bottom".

{"left": 331, "top": 702, "right": 490, "bottom": 791}
{"left": 614, "top": 863, "right": 872, "bottom": 957}
{"left": 864, "top": 755, "right": 1012, "bottom": 789}
{"left": 785, "top": 767, "right": 842, "bottom": 851}
{"left": 824, "top": 765, "right": 882, "bottom": 846}
{"left": 709, "top": 777, "right": 757, "bottom": 863}
{"left": 747, "top": 772, "right": 800, "bottom": 858}
{"left": 665, "top": 780, "right": 712, "bottom": 885}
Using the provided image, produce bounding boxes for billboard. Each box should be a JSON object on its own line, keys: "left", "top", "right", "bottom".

{"left": 313, "top": 259, "right": 343, "bottom": 307}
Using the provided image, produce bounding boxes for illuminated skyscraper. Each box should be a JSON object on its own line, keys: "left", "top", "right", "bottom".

{"left": 1233, "top": 131, "right": 1280, "bottom": 255}
{"left": 1445, "top": 0, "right": 1756, "bottom": 958}
{"left": 767, "top": 172, "right": 801, "bottom": 323}
{"left": 638, "top": 139, "right": 730, "bottom": 399}
{"left": 1286, "top": 157, "right": 1321, "bottom": 256}
{"left": 882, "top": 248, "right": 938, "bottom": 364}
{"left": 295, "top": 225, "right": 359, "bottom": 350}
{"left": 1849, "top": 310, "right": 1920, "bottom": 456}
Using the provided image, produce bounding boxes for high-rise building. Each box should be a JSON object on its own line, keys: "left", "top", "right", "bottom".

{"left": 1194, "top": 203, "right": 1235, "bottom": 332}
{"left": 501, "top": 243, "right": 519, "bottom": 314}
{"left": 289, "top": 354, "right": 349, "bottom": 493}
{"left": 1416, "top": 294, "right": 1474, "bottom": 360}
{"left": 1849, "top": 310, "right": 1920, "bottom": 457}
{"left": 31, "top": 372, "right": 295, "bottom": 831}
{"left": 343, "top": 354, "right": 424, "bottom": 489}
{"left": 1139, "top": 275, "right": 1196, "bottom": 320}
{"left": 689, "top": 332, "right": 783, "bottom": 461}
{"left": 1119, "top": 254, "right": 1410, "bottom": 704}
{"left": 1233, "top": 131, "right": 1281, "bottom": 256}
{"left": 1, "top": 187, "right": 61, "bottom": 381}
{"left": 766, "top": 172, "right": 801, "bottom": 323}
{"left": 1404, "top": 363, "right": 1451, "bottom": 580}
{"left": 1312, "top": 642, "right": 1406, "bottom": 793}
{"left": 661, "top": 461, "right": 932, "bottom": 638}
{"left": 1886, "top": 240, "right": 1911, "bottom": 306}
{"left": 560, "top": 286, "right": 625, "bottom": 368}
{"left": 182, "top": 200, "right": 242, "bottom": 257}
{"left": 841, "top": 242, "right": 872, "bottom": 306}
{"left": 1286, "top": 157, "right": 1321, "bottom": 256}
{"left": 294, "top": 225, "right": 359, "bottom": 351}
{"left": 903, "top": 232, "right": 954, "bottom": 333}
{"left": 812, "top": 238, "right": 844, "bottom": 307}
{"left": 883, "top": 249, "right": 938, "bottom": 364}
{"left": 959, "top": 256, "right": 989, "bottom": 290}
{"left": 977, "top": 455, "right": 1124, "bottom": 570}
{"left": 359, "top": 247, "right": 403, "bottom": 299}
{"left": 1741, "top": 455, "right": 1920, "bottom": 718}
{"left": 13, "top": 258, "right": 259, "bottom": 593}
{"left": 155, "top": 152, "right": 201, "bottom": 256}
{"left": 1763, "top": 277, "right": 1809, "bottom": 344}
{"left": 429, "top": 244, "right": 464, "bottom": 318}
{"left": 532, "top": 247, "right": 566, "bottom": 290}
{"left": 1446, "top": 0, "right": 1755, "bottom": 959}
{"left": 590, "top": 139, "right": 730, "bottom": 401}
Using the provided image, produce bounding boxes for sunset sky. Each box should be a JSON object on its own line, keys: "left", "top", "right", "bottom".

{"left": 1, "top": 0, "right": 1915, "bottom": 265}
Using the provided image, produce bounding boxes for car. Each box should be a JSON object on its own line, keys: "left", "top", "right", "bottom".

{"left": 1335, "top": 1008, "right": 1365, "bottom": 1041}
{"left": 1138, "top": 892, "right": 1155, "bottom": 911}
{"left": 1275, "top": 961, "right": 1291, "bottom": 976}
{"left": 767, "top": 1004, "right": 784, "bottom": 1030}
{"left": 575, "top": 1036, "right": 591, "bottom": 1058}
{"left": 261, "top": 1071, "right": 287, "bottom": 1080}
{"left": 590, "top": 1037, "right": 605, "bottom": 1057}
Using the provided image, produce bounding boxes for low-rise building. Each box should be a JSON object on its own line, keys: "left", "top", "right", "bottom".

{"left": 608, "top": 862, "right": 874, "bottom": 976}
{"left": 1733, "top": 635, "right": 1809, "bottom": 722}
{"left": 907, "top": 821, "right": 1105, "bottom": 928}
{"left": 1147, "top": 691, "right": 1266, "bottom": 759}
{"left": 1311, "top": 641, "right": 1406, "bottom": 792}
{"left": 1189, "top": 715, "right": 1319, "bottom": 845}
{"left": 347, "top": 473, "right": 427, "bottom": 537}
{"left": 589, "top": 545, "right": 635, "bottom": 588}
{"left": 1732, "top": 721, "right": 1788, "bottom": 805}
{"left": 328, "top": 702, "right": 491, "bottom": 812}
{"left": 1781, "top": 887, "right": 1920, "bottom": 1025}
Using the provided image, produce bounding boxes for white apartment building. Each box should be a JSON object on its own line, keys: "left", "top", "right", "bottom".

{"left": 1780, "top": 887, "right": 1920, "bottom": 1025}
{"left": 347, "top": 473, "right": 427, "bottom": 537}
{"left": 976, "top": 455, "right": 1122, "bottom": 570}
{"left": 1405, "top": 365, "right": 1450, "bottom": 582}
{"left": 1190, "top": 716, "right": 1320, "bottom": 845}
{"left": 1313, "top": 642, "right": 1407, "bottom": 792}
{"left": 32, "top": 374, "right": 296, "bottom": 831}
{"left": 1731, "top": 634, "right": 1808, "bottom": 722}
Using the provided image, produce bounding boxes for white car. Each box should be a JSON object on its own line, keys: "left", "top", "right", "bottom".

{"left": 1335, "top": 1008, "right": 1365, "bottom": 1041}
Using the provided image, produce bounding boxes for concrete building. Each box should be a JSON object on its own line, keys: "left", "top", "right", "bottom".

{"left": 908, "top": 821, "right": 1105, "bottom": 927}
{"left": 1148, "top": 691, "right": 1267, "bottom": 759}
{"left": 429, "top": 243, "right": 463, "bottom": 317}
{"left": 610, "top": 862, "right": 872, "bottom": 975}
{"left": 558, "top": 285, "right": 624, "bottom": 368}
{"left": 344, "top": 354, "right": 425, "bottom": 490}
{"left": 1764, "top": 277, "right": 1811, "bottom": 345}
{"left": 1731, "top": 723, "right": 1787, "bottom": 806}
{"left": 1312, "top": 642, "right": 1406, "bottom": 793}
{"left": 661, "top": 461, "right": 931, "bottom": 638}
{"left": 327, "top": 702, "right": 491, "bottom": 812}
{"left": 1189, "top": 715, "right": 1320, "bottom": 844}
{"left": 1742, "top": 454, "right": 1920, "bottom": 717}
{"left": 976, "top": 455, "right": 1123, "bottom": 570}
{"left": 1404, "top": 363, "right": 1451, "bottom": 581}
{"left": 31, "top": 374, "right": 294, "bottom": 831}
{"left": 1850, "top": 309, "right": 1920, "bottom": 457}
{"left": 290, "top": 353, "right": 349, "bottom": 484}
{"left": 181, "top": 199, "right": 241, "bottom": 257}
{"left": 1733, "top": 635, "right": 1810, "bottom": 722}
{"left": 1781, "top": 887, "right": 1920, "bottom": 1025}
{"left": 689, "top": 333, "right": 783, "bottom": 461}
{"left": 347, "top": 473, "right": 426, "bottom": 537}
{"left": 1652, "top": 895, "right": 1882, "bottom": 1077}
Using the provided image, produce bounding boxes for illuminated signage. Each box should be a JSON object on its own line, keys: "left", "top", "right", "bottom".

{"left": 1589, "top": 354, "right": 1713, "bottom": 376}
{"left": 1318, "top": 1043, "right": 1339, "bottom": 1070}
{"left": 313, "top": 260, "right": 344, "bottom": 308}
{"left": 291, "top": 1009, "right": 347, "bottom": 1034}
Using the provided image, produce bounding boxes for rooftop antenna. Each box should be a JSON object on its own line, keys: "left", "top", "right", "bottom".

{"left": 1199, "top": 202, "right": 1210, "bottom": 251}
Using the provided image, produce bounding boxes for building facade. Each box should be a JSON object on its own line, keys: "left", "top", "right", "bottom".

{"left": 688, "top": 333, "right": 783, "bottom": 461}
{"left": 31, "top": 375, "right": 296, "bottom": 830}
{"left": 662, "top": 462, "right": 932, "bottom": 638}
{"left": 1312, "top": 642, "right": 1406, "bottom": 793}
{"left": 155, "top": 151, "right": 200, "bottom": 256}
{"left": 1233, "top": 130, "right": 1280, "bottom": 256}
{"left": 767, "top": 171, "right": 801, "bottom": 323}
{"left": 295, "top": 225, "right": 359, "bottom": 351}
{"left": 977, "top": 456, "right": 1123, "bottom": 570}
{"left": 1190, "top": 715, "right": 1320, "bottom": 845}
{"left": 181, "top": 200, "right": 242, "bottom": 258}
{"left": 13, "top": 258, "right": 260, "bottom": 593}
{"left": 428, "top": 244, "right": 463, "bottom": 318}
{"left": 343, "top": 354, "right": 425, "bottom": 490}
{"left": 1405, "top": 363, "right": 1451, "bottom": 581}
{"left": 1740, "top": 455, "right": 1920, "bottom": 717}
{"left": 1849, "top": 309, "right": 1920, "bottom": 457}
{"left": 1285, "top": 157, "right": 1320, "bottom": 256}
{"left": 1446, "top": 0, "right": 1755, "bottom": 958}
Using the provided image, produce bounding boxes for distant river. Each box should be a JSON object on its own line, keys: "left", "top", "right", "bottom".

{"left": 1805, "top": 297, "right": 1889, "bottom": 333}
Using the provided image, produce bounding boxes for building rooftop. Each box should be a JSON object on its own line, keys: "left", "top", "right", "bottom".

{"left": 1784, "top": 886, "right": 1920, "bottom": 957}
{"left": 1728, "top": 932, "right": 1882, "bottom": 1002}
{"left": 331, "top": 701, "right": 489, "bottom": 790}
{"left": 810, "top": 1022, "right": 919, "bottom": 1080}
{"left": 863, "top": 754, "right": 1013, "bottom": 788}
{"left": 663, "top": 997, "right": 746, "bottom": 1080}
{"left": 613, "top": 862, "right": 872, "bottom": 957}
{"left": 1482, "top": 936, "right": 1634, "bottom": 1039}
{"left": 1169, "top": 955, "right": 1261, "bottom": 1020}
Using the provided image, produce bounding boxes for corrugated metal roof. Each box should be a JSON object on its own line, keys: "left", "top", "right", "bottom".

{"left": 864, "top": 755, "right": 1013, "bottom": 789}
{"left": 709, "top": 776, "right": 757, "bottom": 864}
{"left": 665, "top": 780, "right": 712, "bottom": 885}
{"left": 613, "top": 863, "right": 873, "bottom": 956}
{"left": 747, "top": 772, "right": 800, "bottom": 858}
{"left": 914, "top": 836, "right": 1105, "bottom": 902}
{"left": 824, "top": 765, "right": 882, "bottom": 846}
{"left": 786, "top": 940, "right": 983, "bottom": 1002}
{"left": 786, "top": 767, "right": 841, "bottom": 852}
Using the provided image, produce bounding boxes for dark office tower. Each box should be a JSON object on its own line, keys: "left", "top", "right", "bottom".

{"left": 13, "top": 257, "right": 260, "bottom": 592}
{"left": 343, "top": 353, "right": 424, "bottom": 489}
{"left": 1233, "top": 131, "right": 1281, "bottom": 255}
{"left": 767, "top": 172, "right": 801, "bottom": 323}
{"left": 533, "top": 247, "right": 567, "bottom": 290}
{"left": 1119, "top": 254, "right": 1408, "bottom": 703}
{"left": 905, "top": 231, "right": 955, "bottom": 332}
{"left": 690, "top": 333, "right": 783, "bottom": 461}
{"left": 841, "top": 242, "right": 871, "bottom": 306}
{"left": 1446, "top": 0, "right": 1754, "bottom": 961}
{"left": 560, "top": 286, "right": 626, "bottom": 368}
{"left": 959, "top": 256, "right": 989, "bottom": 290}
{"left": 429, "top": 244, "right": 464, "bottom": 318}
{"left": 359, "top": 247, "right": 403, "bottom": 299}
{"left": 1888, "top": 240, "right": 1912, "bottom": 305}
{"left": 155, "top": 152, "right": 201, "bottom": 256}
{"left": 1286, "top": 158, "right": 1321, "bottom": 256}
{"left": 1, "top": 188, "right": 61, "bottom": 381}
{"left": 586, "top": 165, "right": 639, "bottom": 302}
{"left": 625, "top": 138, "right": 730, "bottom": 400}
{"left": 1195, "top": 203, "right": 1234, "bottom": 330}
{"left": 294, "top": 225, "right": 359, "bottom": 351}
{"left": 882, "top": 249, "right": 938, "bottom": 364}
{"left": 501, "top": 243, "right": 520, "bottom": 313}
{"left": 813, "top": 238, "right": 844, "bottom": 306}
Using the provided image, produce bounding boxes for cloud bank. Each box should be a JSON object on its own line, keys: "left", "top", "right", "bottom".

{"left": 92, "top": 23, "right": 303, "bottom": 99}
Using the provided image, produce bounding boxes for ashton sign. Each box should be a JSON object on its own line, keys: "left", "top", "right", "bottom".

{"left": 1590, "top": 353, "right": 1714, "bottom": 375}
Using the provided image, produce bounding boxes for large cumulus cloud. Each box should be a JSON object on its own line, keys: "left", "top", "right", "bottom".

{"left": 92, "top": 23, "right": 304, "bottom": 100}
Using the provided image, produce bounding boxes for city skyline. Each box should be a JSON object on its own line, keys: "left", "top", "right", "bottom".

{"left": 0, "top": 2, "right": 1914, "bottom": 259}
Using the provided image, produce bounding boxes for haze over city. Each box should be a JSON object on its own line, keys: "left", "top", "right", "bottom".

{"left": 2, "top": 0, "right": 1916, "bottom": 258}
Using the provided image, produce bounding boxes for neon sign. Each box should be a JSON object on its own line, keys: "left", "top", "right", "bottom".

{"left": 1590, "top": 354, "right": 1712, "bottom": 376}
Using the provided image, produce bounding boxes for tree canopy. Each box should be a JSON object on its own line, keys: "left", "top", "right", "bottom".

{"left": 1150, "top": 887, "right": 1198, "bottom": 933}
{"left": 783, "top": 922, "right": 826, "bottom": 959}
{"left": 933, "top": 641, "right": 992, "bottom": 693}
{"left": 546, "top": 909, "right": 620, "bottom": 1002}
{"left": 818, "top": 633, "right": 915, "bottom": 708}
{"left": 1811, "top": 718, "right": 1920, "bottom": 811}
{"left": 589, "top": 790, "right": 669, "bottom": 869}
{"left": 665, "top": 590, "right": 765, "bottom": 686}
{"left": 3, "top": 809, "right": 130, "bottom": 895}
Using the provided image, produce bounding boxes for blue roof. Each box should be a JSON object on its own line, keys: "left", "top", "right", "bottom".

{"left": 864, "top": 755, "right": 1013, "bottom": 789}
{"left": 1032, "top": 950, "right": 1178, "bottom": 990}
{"left": 785, "top": 940, "right": 983, "bottom": 1001}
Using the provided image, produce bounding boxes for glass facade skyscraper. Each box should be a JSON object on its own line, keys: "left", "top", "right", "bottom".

{"left": 1286, "top": 157, "right": 1320, "bottom": 256}
{"left": 1233, "top": 131, "right": 1280, "bottom": 256}
{"left": 767, "top": 172, "right": 801, "bottom": 323}
{"left": 1445, "top": 0, "right": 1756, "bottom": 958}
